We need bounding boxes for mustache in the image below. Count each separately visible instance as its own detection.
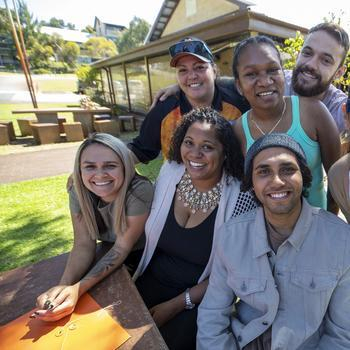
[294,65,321,81]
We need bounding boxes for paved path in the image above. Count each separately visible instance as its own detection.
[0,146,79,184]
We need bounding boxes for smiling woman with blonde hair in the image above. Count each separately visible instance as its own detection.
[35,133,153,322]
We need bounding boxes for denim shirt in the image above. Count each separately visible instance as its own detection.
[197,199,350,350]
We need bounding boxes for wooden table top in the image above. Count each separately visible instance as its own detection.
[0,253,168,349]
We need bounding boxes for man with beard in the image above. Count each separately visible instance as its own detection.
[197,133,350,349]
[153,23,349,132]
[285,22,349,132]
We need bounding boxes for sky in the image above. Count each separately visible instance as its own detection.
[2,0,350,33]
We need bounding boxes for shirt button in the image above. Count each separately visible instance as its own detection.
[262,321,269,326]
[267,252,272,258]
[237,335,242,342]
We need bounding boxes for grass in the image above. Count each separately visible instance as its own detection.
[0,73,78,93]
[0,158,163,272]
[35,76,77,93]
[0,175,73,272]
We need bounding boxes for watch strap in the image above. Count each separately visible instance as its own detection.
[184,288,195,310]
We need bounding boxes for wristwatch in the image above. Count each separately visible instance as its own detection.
[184,288,196,310]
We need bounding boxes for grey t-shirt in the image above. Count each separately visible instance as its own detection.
[69,176,153,243]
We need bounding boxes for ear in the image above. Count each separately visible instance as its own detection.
[212,63,218,77]
[334,64,346,80]
[235,79,243,96]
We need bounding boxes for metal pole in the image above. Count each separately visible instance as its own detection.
[5,0,38,108]
[12,0,37,107]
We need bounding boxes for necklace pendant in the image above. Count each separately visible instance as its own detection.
[177,172,222,215]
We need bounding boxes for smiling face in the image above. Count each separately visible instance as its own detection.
[80,143,125,203]
[175,55,216,107]
[180,121,224,189]
[252,147,303,220]
[292,30,345,98]
[235,43,285,110]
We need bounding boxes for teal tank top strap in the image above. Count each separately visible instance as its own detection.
[287,95,325,209]
[288,95,318,147]
[288,95,299,134]
[241,111,255,151]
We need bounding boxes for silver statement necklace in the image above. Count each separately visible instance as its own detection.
[176,172,222,214]
[251,97,287,136]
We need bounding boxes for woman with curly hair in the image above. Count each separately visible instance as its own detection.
[133,107,255,350]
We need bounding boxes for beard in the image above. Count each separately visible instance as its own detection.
[292,65,335,97]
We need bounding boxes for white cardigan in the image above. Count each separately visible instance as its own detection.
[133,161,241,283]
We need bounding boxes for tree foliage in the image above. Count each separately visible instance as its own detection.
[83,37,117,59]
[76,64,98,85]
[82,25,95,34]
[115,16,150,54]
[60,41,80,66]
[39,17,76,29]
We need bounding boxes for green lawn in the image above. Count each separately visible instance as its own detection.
[0,175,73,272]
[0,158,163,272]
[0,73,78,93]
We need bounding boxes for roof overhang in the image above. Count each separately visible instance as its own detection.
[91,9,307,69]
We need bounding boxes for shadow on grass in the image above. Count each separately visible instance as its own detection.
[0,211,72,272]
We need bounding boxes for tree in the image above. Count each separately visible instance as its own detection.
[59,41,80,67]
[82,25,95,34]
[83,37,117,59]
[116,16,150,54]
[26,41,54,70]
[0,7,18,67]
[276,31,304,70]
[40,17,76,30]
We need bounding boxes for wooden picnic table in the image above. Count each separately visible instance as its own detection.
[12,107,112,136]
[0,252,168,349]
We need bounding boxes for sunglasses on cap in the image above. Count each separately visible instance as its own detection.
[169,39,214,64]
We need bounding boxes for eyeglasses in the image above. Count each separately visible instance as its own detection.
[169,39,214,62]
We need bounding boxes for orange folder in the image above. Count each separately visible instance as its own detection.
[0,293,130,350]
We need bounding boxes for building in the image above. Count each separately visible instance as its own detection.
[91,0,307,114]
[40,26,94,64]
[94,17,126,41]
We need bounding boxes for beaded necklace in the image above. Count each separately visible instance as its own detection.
[176,172,222,214]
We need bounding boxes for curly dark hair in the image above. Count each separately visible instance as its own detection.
[232,35,282,80]
[168,107,244,180]
[241,153,313,204]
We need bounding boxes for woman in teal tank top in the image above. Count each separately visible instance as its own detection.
[231,36,340,212]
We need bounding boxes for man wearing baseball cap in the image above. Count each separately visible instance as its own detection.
[128,37,249,163]
[197,133,350,349]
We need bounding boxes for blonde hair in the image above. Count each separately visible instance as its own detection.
[73,133,135,239]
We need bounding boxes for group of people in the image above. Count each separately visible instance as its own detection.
[32,21,350,350]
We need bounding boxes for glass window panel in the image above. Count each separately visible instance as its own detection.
[148,54,177,100]
[111,65,129,109]
[125,60,150,113]
[101,69,112,104]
